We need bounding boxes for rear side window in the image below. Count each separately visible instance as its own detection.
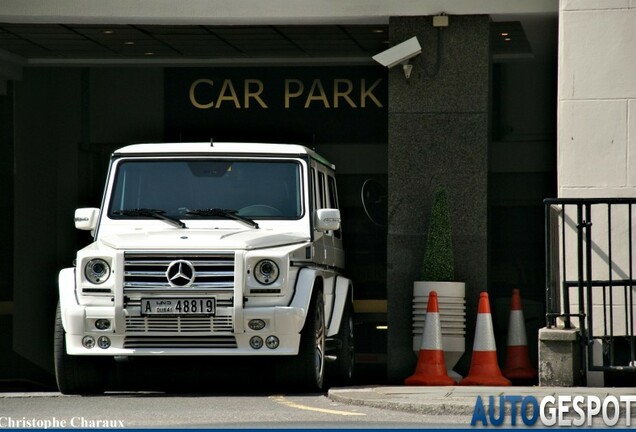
[318,172,326,209]
[327,176,338,209]
[310,168,317,210]
[327,175,341,239]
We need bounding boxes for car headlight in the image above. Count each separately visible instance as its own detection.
[254,259,279,285]
[84,258,111,284]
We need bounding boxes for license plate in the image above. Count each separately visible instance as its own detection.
[141,298,216,316]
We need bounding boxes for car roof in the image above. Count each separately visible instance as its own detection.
[112,142,334,168]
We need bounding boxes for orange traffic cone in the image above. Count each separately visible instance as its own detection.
[459,292,511,386]
[405,291,455,386]
[502,289,537,380]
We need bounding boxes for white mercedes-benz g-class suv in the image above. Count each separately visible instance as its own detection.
[55,142,354,394]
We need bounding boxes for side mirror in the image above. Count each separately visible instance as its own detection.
[315,209,341,232]
[75,208,100,231]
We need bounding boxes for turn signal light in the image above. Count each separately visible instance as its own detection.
[248,319,266,330]
[95,319,111,330]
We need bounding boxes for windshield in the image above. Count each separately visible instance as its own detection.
[108,159,303,220]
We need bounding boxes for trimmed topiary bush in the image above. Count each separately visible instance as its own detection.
[421,188,454,281]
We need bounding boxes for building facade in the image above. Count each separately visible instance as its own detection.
[0,0,593,387]
[549,0,636,386]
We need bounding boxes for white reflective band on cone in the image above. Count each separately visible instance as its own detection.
[507,310,528,346]
[419,312,443,350]
[472,312,497,351]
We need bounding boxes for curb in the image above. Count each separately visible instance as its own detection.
[328,387,475,416]
[328,386,636,419]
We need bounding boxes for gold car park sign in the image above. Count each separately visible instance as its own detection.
[189,77,384,110]
[165,67,387,143]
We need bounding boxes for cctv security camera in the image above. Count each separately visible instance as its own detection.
[372,36,421,68]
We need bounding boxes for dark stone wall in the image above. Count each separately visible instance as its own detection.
[10,68,165,377]
[387,15,490,382]
[13,68,82,373]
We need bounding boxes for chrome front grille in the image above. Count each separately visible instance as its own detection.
[123,253,235,291]
[123,336,237,349]
[125,315,234,333]
[121,253,236,346]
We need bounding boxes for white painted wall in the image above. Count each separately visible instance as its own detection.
[557,2,636,382]
[558,0,636,197]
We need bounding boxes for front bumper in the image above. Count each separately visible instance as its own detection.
[62,303,304,356]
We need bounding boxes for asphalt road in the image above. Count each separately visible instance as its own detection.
[0,391,470,429]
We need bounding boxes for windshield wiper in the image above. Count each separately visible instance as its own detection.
[113,208,187,229]
[187,208,259,229]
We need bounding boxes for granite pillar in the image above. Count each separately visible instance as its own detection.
[387,15,490,382]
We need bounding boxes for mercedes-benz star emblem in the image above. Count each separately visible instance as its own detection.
[166,260,196,287]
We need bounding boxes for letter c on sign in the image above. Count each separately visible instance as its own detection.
[190,79,214,109]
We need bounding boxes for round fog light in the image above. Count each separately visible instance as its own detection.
[97,336,111,349]
[95,319,111,330]
[265,335,279,349]
[82,336,95,349]
[249,336,263,349]
[248,319,266,331]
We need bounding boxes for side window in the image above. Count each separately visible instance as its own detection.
[327,175,342,239]
[318,171,326,210]
[327,175,338,209]
[310,167,317,210]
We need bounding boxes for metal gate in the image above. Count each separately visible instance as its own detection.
[544,198,636,376]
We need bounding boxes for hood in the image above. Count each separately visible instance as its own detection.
[99,228,309,251]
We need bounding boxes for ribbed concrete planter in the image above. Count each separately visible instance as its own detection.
[412,281,466,374]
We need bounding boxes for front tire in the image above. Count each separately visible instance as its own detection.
[286,290,325,391]
[54,303,108,395]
